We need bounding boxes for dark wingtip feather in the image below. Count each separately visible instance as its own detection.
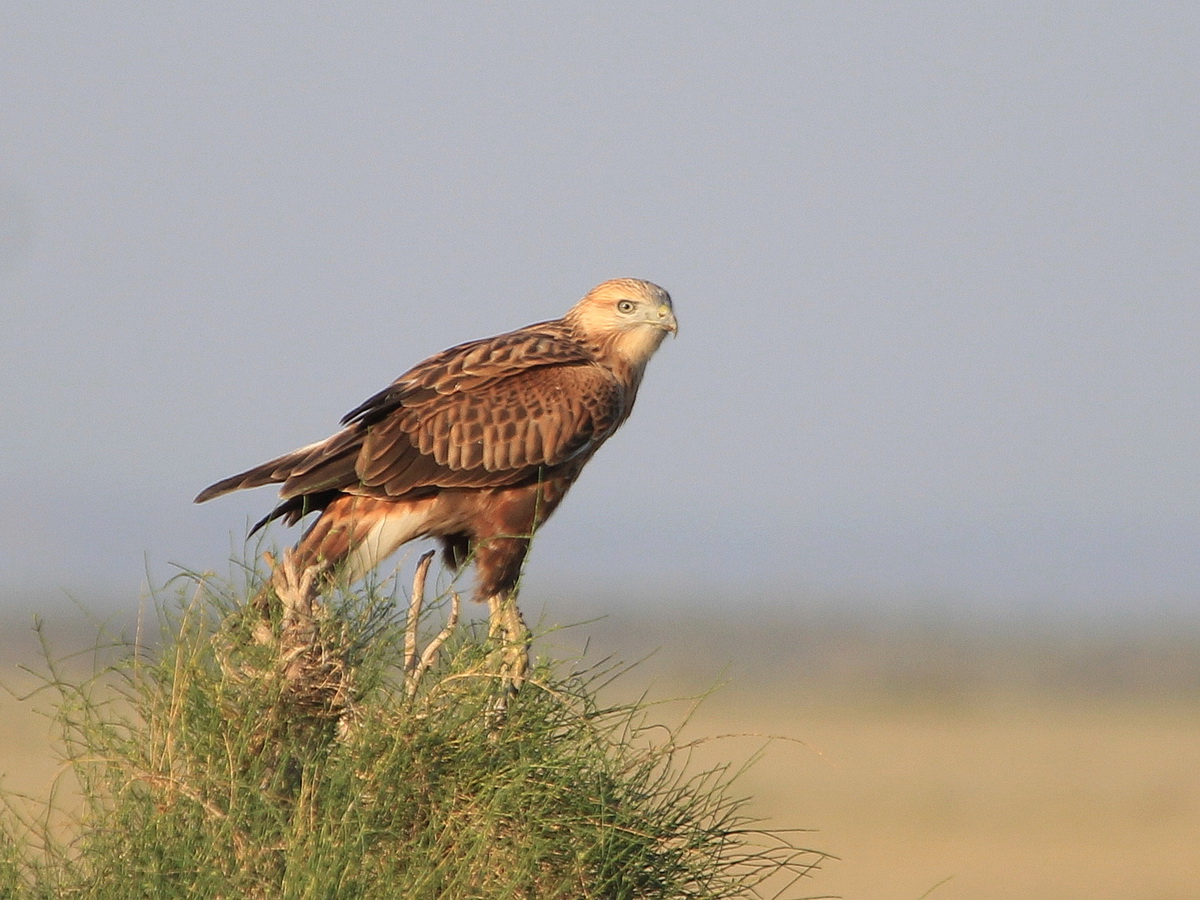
[248,492,334,536]
[248,507,276,536]
[341,382,406,427]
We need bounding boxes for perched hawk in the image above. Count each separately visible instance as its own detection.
[196,278,676,683]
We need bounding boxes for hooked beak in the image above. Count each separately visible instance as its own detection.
[656,303,678,336]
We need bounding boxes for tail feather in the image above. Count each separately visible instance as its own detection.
[194,447,313,504]
[194,466,280,503]
[196,426,364,505]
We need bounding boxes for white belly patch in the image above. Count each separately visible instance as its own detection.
[343,506,430,582]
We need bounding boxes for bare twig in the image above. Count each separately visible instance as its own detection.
[404,551,436,677]
[409,591,460,697]
[403,550,460,697]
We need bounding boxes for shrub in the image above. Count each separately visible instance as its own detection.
[0,558,827,898]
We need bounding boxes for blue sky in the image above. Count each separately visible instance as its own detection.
[2,4,1197,624]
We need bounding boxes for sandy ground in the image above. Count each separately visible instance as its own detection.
[684,689,1200,900]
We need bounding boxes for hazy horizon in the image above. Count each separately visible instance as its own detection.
[2,5,1197,626]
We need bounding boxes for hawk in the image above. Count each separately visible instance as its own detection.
[196,278,677,684]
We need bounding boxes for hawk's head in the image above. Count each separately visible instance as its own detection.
[567,278,677,370]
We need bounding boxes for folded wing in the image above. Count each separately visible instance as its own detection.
[194,324,625,514]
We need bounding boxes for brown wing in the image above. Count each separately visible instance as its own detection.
[195,321,626,508]
[356,363,624,495]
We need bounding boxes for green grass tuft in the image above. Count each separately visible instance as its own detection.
[1,564,827,899]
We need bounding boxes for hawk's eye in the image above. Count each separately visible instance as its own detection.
[617,299,635,313]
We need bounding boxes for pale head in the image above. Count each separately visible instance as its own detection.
[566,277,677,371]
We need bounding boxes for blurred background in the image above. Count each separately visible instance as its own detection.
[2,4,1197,898]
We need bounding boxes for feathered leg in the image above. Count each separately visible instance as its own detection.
[486,591,530,692]
[475,532,533,695]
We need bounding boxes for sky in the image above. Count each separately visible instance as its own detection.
[2,4,1197,626]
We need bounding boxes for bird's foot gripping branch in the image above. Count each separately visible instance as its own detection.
[240,545,526,728]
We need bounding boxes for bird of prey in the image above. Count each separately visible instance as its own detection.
[196,278,677,685]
